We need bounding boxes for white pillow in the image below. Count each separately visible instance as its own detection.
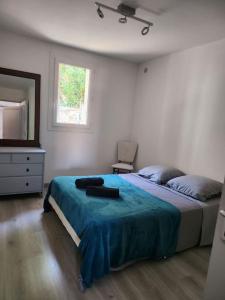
[166,175,222,201]
[138,165,185,184]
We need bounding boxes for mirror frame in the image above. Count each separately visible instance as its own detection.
[0,67,41,147]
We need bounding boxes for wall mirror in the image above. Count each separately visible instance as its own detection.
[0,67,40,147]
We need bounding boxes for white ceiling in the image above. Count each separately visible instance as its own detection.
[0,0,225,62]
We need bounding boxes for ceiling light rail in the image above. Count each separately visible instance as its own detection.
[95,2,153,35]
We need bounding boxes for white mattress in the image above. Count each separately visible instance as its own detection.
[49,196,80,247]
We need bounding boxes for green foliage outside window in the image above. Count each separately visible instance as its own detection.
[58,63,86,108]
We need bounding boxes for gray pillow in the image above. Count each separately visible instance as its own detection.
[138,165,185,184]
[166,175,222,201]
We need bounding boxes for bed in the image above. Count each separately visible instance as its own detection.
[44,173,220,290]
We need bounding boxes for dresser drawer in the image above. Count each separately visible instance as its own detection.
[0,176,43,195]
[0,164,43,177]
[0,154,11,163]
[12,153,44,164]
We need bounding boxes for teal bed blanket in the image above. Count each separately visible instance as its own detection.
[44,175,181,288]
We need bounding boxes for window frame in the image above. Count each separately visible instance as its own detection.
[49,55,94,132]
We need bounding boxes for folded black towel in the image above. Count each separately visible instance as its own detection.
[75,177,104,189]
[86,186,120,198]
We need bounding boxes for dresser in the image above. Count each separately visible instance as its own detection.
[0,147,46,196]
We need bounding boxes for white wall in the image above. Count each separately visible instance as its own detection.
[131,39,225,182]
[204,180,225,300]
[0,108,3,138]
[0,86,26,101]
[3,107,22,139]
[0,30,137,182]
[28,83,35,140]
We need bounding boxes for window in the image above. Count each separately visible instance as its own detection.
[54,62,91,127]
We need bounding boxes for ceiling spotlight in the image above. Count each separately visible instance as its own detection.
[97,5,104,18]
[119,16,127,24]
[141,25,150,36]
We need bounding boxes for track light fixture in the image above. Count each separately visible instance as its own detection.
[95,2,153,36]
[97,5,104,18]
[119,16,127,24]
[141,25,150,36]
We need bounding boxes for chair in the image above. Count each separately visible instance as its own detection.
[112,141,138,174]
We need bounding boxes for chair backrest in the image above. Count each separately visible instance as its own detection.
[117,141,138,164]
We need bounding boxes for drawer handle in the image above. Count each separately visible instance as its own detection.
[26,182,29,187]
[27,157,30,161]
[26,168,30,172]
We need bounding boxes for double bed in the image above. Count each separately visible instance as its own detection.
[44,173,220,290]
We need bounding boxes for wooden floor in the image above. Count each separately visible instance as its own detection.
[0,194,211,300]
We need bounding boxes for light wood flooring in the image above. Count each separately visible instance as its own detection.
[0,194,211,300]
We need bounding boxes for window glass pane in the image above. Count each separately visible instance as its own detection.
[57,63,90,125]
